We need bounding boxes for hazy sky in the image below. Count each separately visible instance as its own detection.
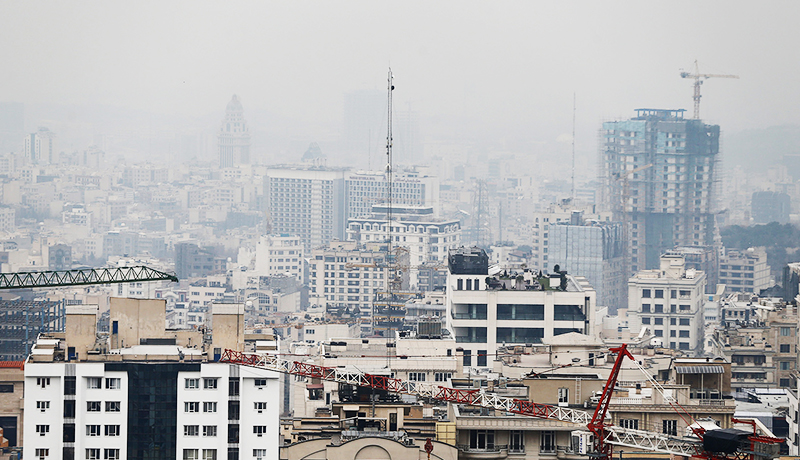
[2,1,799,155]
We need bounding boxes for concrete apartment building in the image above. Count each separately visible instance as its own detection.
[254,234,304,283]
[264,166,347,249]
[627,254,707,355]
[446,247,597,367]
[718,247,771,294]
[22,299,280,460]
[601,109,720,275]
[712,298,798,390]
[548,211,625,312]
[344,169,440,220]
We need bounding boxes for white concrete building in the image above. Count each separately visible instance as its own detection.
[254,234,304,282]
[344,169,440,219]
[446,247,597,369]
[718,247,771,294]
[627,254,707,355]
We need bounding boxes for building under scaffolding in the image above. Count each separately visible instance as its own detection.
[0,299,65,360]
[600,108,721,275]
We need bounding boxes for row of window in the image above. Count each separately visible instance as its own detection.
[185,378,218,389]
[36,424,120,437]
[185,402,218,413]
[86,377,121,389]
[641,289,692,299]
[641,317,692,328]
[184,425,217,437]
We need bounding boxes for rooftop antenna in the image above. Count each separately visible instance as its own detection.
[571,93,576,203]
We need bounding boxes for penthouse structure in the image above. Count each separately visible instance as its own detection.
[446,247,597,367]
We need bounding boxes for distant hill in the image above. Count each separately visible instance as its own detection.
[723,125,800,171]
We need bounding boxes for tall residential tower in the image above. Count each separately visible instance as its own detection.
[600,109,719,275]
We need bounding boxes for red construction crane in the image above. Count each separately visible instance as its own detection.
[221,344,783,460]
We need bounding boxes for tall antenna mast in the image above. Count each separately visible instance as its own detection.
[571,93,576,203]
[386,68,394,253]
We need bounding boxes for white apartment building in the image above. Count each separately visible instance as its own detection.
[254,234,304,282]
[446,248,597,368]
[307,241,388,335]
[346,205,460,289]
[264,166,347,249]
[345,169,440,219]
[0,206,15,232]
[529,203,613,273]
[23,300,281,460]
[718,247,771,294]
[627,254,707,355]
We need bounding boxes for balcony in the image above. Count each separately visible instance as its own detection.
[457,444,509,459]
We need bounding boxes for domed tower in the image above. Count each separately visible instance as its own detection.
[218,94,251,168]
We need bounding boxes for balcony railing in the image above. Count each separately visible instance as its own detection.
[457,444,508,453]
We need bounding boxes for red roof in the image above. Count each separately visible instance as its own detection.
[0,361,24,370]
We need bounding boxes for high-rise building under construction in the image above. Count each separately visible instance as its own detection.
[600,109,719,275]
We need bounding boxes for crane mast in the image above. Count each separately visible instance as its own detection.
[680,60,739,120]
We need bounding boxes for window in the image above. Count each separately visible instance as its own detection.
[105,401,121,412]
[185,425,199,436]
[64,400,76,418]
[202,377,218,389]
[203,449,217,460]
[254,402,268,412]
[253,426,267,437]
[64,376,76,395]
[37,401,50,411]
[654,318,663,325]
[663,420,677,436]
[781,361,792,371]
[641,304,650,313]
[780,378,792,387]
[37,377,50,388]
[204,402,218,412]
[105,425,120,436]
[185,402,200,413]
[642,289,651,298]
[469,430,495,450]
[35,449,49,459]
[87,401,102,412]
[86,425,101,436]
[104,450,120,460]
[254,379,267,387]
[679,318,691,326]
[253,450,267,460]
[642,317,651,324]
[86,449,101,460]
[540,430,556,453]
[463,350,472,367]
[409,372,426,381]
[434,372,452,382]
[185,378,200,389]
[670,318,676,325]
[36,424,50,436]
[457,279,463,290]
[204,425,217,437]
[655,290,664,298]
[87,377,102,389]
[229,378,240,396]
[477,350,487,367]
[679,331,690,338]
[510,430,524,453]
[781,327,793,337]
[105,378,121,389]
[654,304,663,313]
[781,344,791,353]
[655,330,663,337]
[558,387,569,404]
[183,450,199,460]
[621,419,639,430]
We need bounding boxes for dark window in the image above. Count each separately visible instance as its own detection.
[654,305,664,313]
[497,304,544,320]
[781,344,791,353]
[0,384,12,393]
[642,289,651,298]
[679,343,690,350]
[679,331,690,338]
[553,305,585,321]
[457,279,463,290]
[63,400,75,418]
[641,304,650,313]
[654,318,663,325]
[497,328,544,344]
[63,423,75,442]
[642,317,651,325]
[477,350,487,367]
[63,447,75,460]
[227,448,239,460]
[463,350,472,367]
[64,377,76,395]
[228,378,240,397]
[228,401,240,421]
[227,424,240,443]
[655,290,664,299]
[679,318,690,326]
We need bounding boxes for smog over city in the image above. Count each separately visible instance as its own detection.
[1,2,800,459]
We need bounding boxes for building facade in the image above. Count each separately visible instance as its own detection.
[719,247,771,294]
[627,254,707,355]
[344,170,440,219]
[446,248,597,367]
[265,166,347,249]
[254,234,304,283]
[601,109,720,275]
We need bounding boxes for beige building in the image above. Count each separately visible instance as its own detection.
[0,362,24,449]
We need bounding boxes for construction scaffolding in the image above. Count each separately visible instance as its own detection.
[0,300,64,360]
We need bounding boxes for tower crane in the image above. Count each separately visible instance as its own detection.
[222,344,784,460]
[680,60,739,120]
